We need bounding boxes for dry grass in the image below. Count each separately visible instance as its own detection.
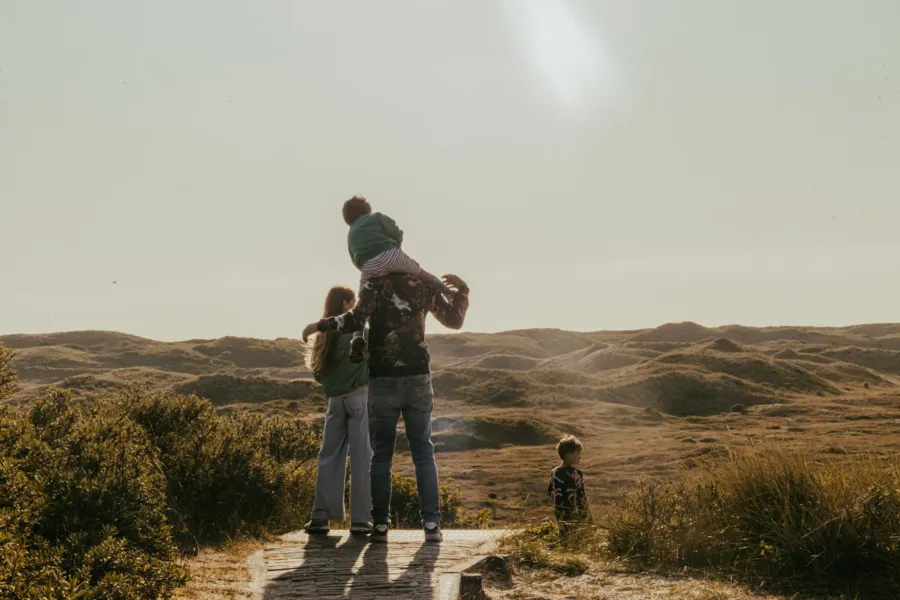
[490,524,788,599]
[174,540,264,600]
[606,448,900,597]
[488,574,788,600]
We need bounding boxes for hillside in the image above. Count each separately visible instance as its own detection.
[5,323,898,412]
[3,323,900,522]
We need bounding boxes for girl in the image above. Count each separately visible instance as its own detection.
[304,286,372,535]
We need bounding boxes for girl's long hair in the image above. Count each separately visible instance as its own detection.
[307,286,356,378]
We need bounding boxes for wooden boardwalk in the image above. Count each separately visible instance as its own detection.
[252,530,505,600]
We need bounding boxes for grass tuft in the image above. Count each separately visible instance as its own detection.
[606,447,900,597]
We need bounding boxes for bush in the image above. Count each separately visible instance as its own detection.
[0,384,321,599]
[606,449,900,597]
[388,474,490,529]
[0,342,16,401]
[0,390,185,599]
[174,374,322,406]
[118,390,320,546]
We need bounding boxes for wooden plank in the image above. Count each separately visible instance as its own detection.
[254,530,506,600]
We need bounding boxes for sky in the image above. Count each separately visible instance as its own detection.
[1,0,898,341]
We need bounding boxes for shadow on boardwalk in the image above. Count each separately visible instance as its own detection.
[263,533,441,599]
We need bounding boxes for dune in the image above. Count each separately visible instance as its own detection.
[819,347,900,376]
[3,323,898,421]
[626,322,715,344]
[595,364,777,416]
[651,341,838,396]
[473,354,541,371]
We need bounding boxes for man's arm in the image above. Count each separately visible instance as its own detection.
[302,284,374,341]
[375,213,404,245]
[320,284,374,334]
[429,274,469,330]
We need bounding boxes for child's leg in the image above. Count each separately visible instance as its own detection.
[349,332,366,363]
[351,277,367,341]
[347,277,367,363]
[362,249,454,297]
[557,521,570,546]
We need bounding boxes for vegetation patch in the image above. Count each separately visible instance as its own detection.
[388,475,490,529]
[175,374,324,406]
[192,337,306,368]
[0,345,322,599]
[606,448,900,598]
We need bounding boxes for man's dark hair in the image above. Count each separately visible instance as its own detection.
[342,195,372,225]
[557,435,583,460]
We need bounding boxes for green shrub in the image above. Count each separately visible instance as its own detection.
[0,382,321,599]
[388,474,490,529]
[606,449,900,597]
[0,390,185,599]
[118,389,319,545]
[174,374,322,406]
[0,342,16,401]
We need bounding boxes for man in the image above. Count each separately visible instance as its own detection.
[302,273,469,543]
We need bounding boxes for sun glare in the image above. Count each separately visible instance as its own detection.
[502,0,614,112]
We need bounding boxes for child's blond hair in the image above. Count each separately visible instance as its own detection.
[556,435,583,460]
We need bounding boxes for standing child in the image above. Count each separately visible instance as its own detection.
[303,286,373,536]
[342,195,453,362]
[547,435,590,543]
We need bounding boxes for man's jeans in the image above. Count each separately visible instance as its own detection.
[368,374,440,526]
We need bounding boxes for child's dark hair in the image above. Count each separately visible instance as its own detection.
[342,195,372,225]
[557,435,583,460]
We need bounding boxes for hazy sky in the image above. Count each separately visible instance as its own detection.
[2,1,898,341]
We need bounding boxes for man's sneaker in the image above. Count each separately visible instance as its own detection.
[370,524,389,543]
[304,519,329,535]
[424,523,443,542]
[350,522,373,535]
[349,336,366,363]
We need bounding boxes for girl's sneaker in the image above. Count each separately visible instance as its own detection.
[304,520,329,535]
[370,523,389,543]
[350,522,373,535]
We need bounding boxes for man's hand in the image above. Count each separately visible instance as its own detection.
[301,322,319,343]
[441,274,468,293]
